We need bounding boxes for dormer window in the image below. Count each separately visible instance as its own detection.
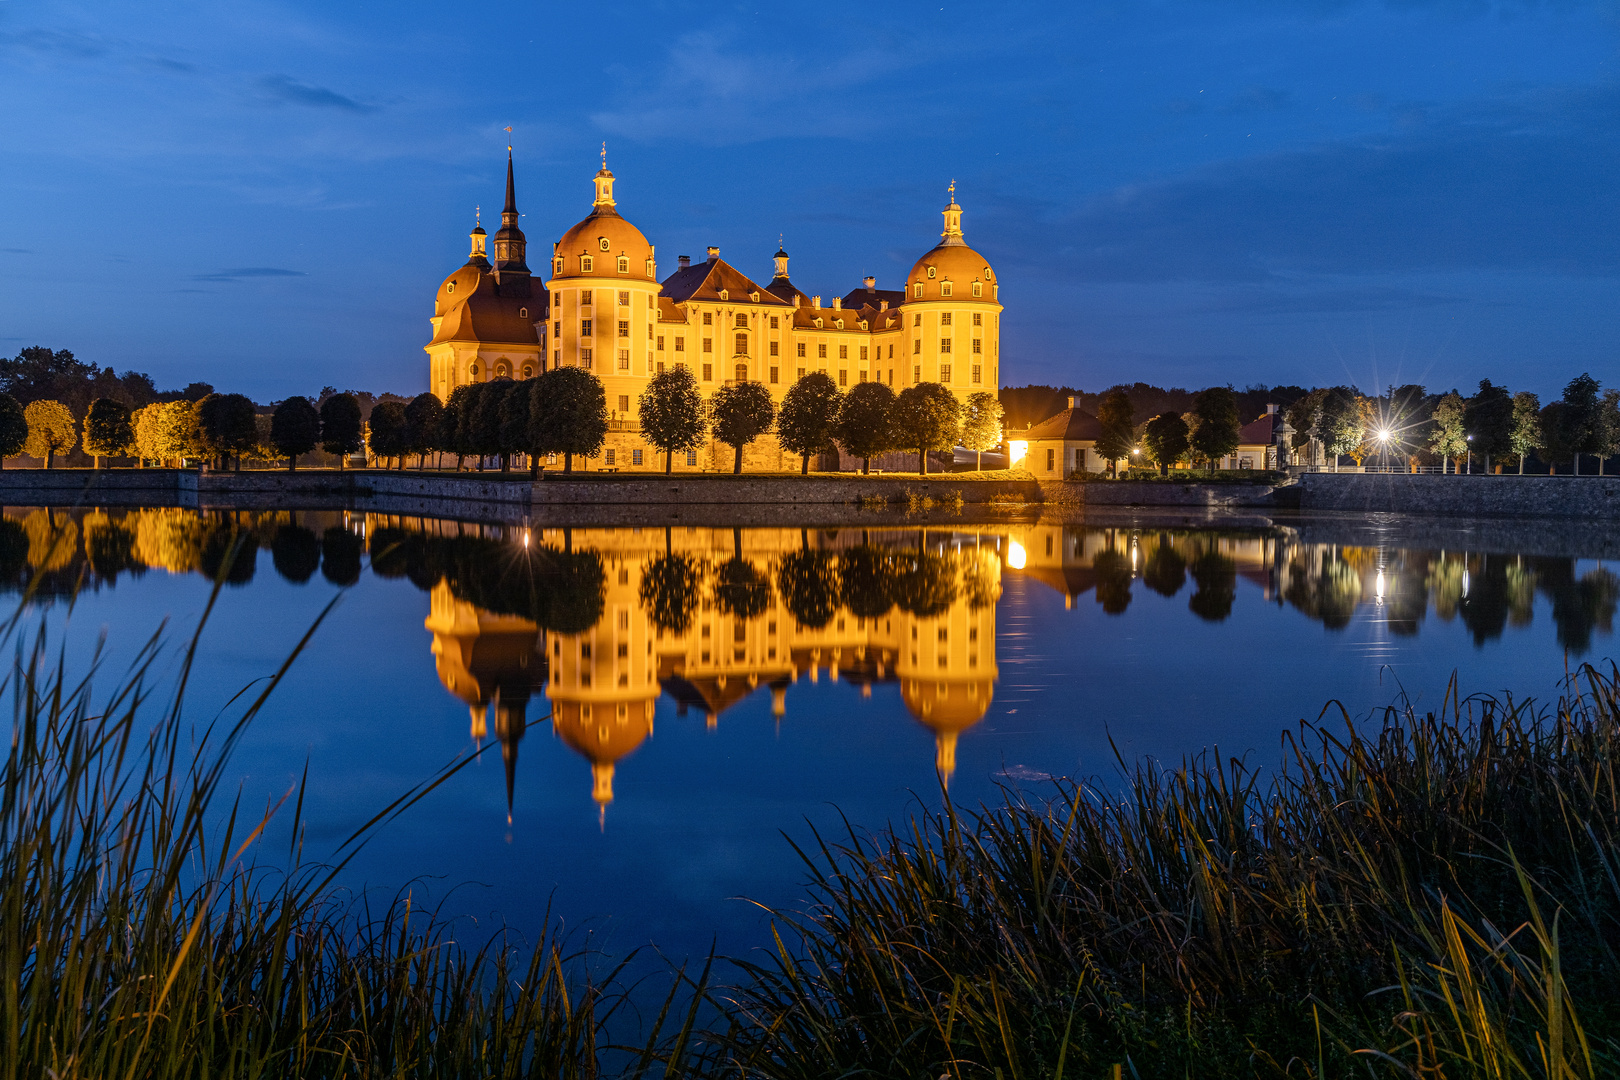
[913,283,923,298]
[859,320,868,330]
[599,238,610,251]
[814,318,823,328]
[834,319,844,329]
[749,291,759,302]
[519,307,528,318]
[617,256,629,273]
[984,268,993,280]
[646,258,655,277]
[972,281,982,297]
[554,257,563,273]
[581,255,593,273]
[926,266,936,279]
[718,289,729,300]
[941,282,953,297]
[446,281,455,294]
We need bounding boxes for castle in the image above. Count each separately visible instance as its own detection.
[425,153,1002,470]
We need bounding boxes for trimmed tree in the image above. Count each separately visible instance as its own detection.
[469,380,512,469]
[270,396,320,471]
[1430,391,1468,474]
[23,400,76,469]
[496,380,531,473]
[834,381,897,475]
[959,391,1003,471]
[532,367,607,472]
[1189,386,1241,473]
[196,393,258,471]
[405,392,445,470]
[891,382,960,477]
[1285,388,1326,467]
[1600,389,1620,476]
[0,394,26,468]
[638,367,706,473]
[1464,379,1514,472]
[319,393,363,470]
[711,381,776,474]
[1560,373,1604,475]
[1095,388,1135,476]
[438,386,472,470]
[777,372,843,474]
[83,398,134,468]
[366,400,409,468]
[1509,391,1542,474]
[1316,386,1364,473]
[1142,412,1190,476]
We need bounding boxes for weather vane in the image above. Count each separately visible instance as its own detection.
[948,178,956,200]
[503,125,512,151]
[475,205,481,226]
[601,142,607,168]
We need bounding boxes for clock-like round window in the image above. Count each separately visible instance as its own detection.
[599,237,610,251]
[446,281,455,293]
[469,363,479,377]
[522,365,534,378]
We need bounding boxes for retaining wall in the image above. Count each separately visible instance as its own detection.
[0,468,197,506]
[531,474,1041,505]
[1299,473,1620,519]
[1039,480,1289,508]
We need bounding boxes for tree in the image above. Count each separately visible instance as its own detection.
[1285,388,1326,466]
[438,385,472,470]
[1509,391,1542,474]
[839,546,894,618]
[777,372,843,474]
[959,391,1003,471]
[777,547,840,629]
[1429,392,1468,474]
[1464,379,1513,472]
[405,392,445,470]
[1599,389,1620,476]
[711,381,775,473]
[636,368,706,473]
[1142,412,1190,476]
[1315,387,1364,472]
[833,382,896,474]
[132,400,200,466]
[496,380,531,473]
[319,393,363,470]
[891,383,960,476]
[639,552,703,633]
[1388,384,1431,464]
[22,400,76,468]
[270,396,320,471]
[0,394,26,467]
[466,380,512,469]
[83,398,134,467]
[366,400,410,468]
[1095,388,1135,476]
[195,393,258,471]
[1560,373,1603,475]
[531,367,607,472]
[1189,386,1241,473]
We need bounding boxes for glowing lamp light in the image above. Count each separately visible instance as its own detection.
[1375,569,1386,600]
[1008,439,1028,465]
[1377,430,1391,442]
[1006,540,1027,570]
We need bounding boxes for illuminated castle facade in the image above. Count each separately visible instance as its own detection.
[426,155,1003,470]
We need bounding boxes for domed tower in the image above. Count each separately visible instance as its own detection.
[547,151,661,430]
[902,183,1002,405]
[424,153,544,400]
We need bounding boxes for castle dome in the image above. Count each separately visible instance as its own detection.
[550,160,657,283]
[907,185,998,303]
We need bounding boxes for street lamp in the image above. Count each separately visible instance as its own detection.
[1466,434,1473,475]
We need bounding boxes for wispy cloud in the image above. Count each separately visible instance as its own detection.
[257,74,372,112]
[0,28,109,59]
[1,249,32,256]
[192,267,307,283]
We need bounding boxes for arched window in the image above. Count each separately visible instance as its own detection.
[734,313,748,327]
[495,362,509,377]
[469,363,479,378]
[735,363,748,383]
[522,364,534,378]
[734,332,748,356]
[519,307,528,318]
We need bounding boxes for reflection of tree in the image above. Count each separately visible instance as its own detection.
[200,526,256,586]
[1383,554,1429,637]
[1506,560,1537,628]
[369,527,417,579]
[1187,547,1237,622]
[23,510,77,574]
[1285,551,1361,630]
[1427,556,1465,622]
[542,550,607,634]
[83,512,141,583]
[270,525,320,584]
[321,527,363,586]
[960,548,1002,610]
[639,553,703,634]
[0,518,27,581]
[1459,555,1510,646]
[1535,559,1619,656]
[890,549,957,618]
[777,548,840,629]
[713,558,771,622]
[1092,548,1133,615]
[839,546,894,619]
[1142,534,1186,597]
[133,509,209,574]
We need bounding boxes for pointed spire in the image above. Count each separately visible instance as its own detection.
[593,145,617,210]
[503,150,518,219]
[940,180,965,247]
[490,150,530,292]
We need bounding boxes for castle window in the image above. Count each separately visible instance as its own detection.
[913,365,921,383]
[703,312,712,325]
[735,313,747,327]
[581,256,593,273]
[797,367,806,379]
[889,344,894,358]
[718,289,728,300]
[619,395,630,412]
[618,290,629,305]
[554,350,561,364]
[646,258,655,277]
[554,257,564,274]
[702,338,712,353]
[702,363,713,381]
[749,291,759,302]
[984,268,993,280]
[814,318,823,328]
[657,335,665,351]
[633,448,643,465]
[941,282,952,297]
[606,449,616,465]
[769,366,779,383]
[859,345,868,361]
[940,338,952,353]
[599,237,610,251]
[446,281,455,294]
[972,338,981,353]
[940,364,952,382]
[971,364,981,384]
[941,313,952,326]
[838,369,847,387]
[914,313,922,326]
[522,364,534,378]
[926,266,936,279]
[735,363,748,382]
[618,320,629,338]
[735,332,748,355]
[993,284,999,299]
[554,320,561,337]
[468,363,479,377]
[581,319,593,337]
[675,336,685,352]
[686,450,698,465]
[972,312,982,326]
[618,349,630,369]
[796,343,806,358]
[913,283,922,297]
[617,257,629,273]
[769,341,778,356]
[913,340,921,354]
[519,307,527,318]
[582,290,592,306]
[859,320,868,329]
[648,324,653,339]
[657,362,665,374]
[834,319,844,330]
[769,316,779,329]
[817,344,827,359]
[646,352,653,371]
[581,349,593,368]
[972,282,982,297]
[858,369,867,382]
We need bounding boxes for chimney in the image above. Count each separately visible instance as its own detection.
[706,246,719,262]
[793,295,801,307]
[1068,395,1078,409]
[832,296,841,310]
[864,276,876,291]
[879,300,888,312]
[1266,403,1277,414]
[678,255,690,269]
[812,295,821,308]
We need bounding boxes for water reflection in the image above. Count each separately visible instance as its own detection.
[2,509,1615,814]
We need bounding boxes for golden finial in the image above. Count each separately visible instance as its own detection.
[475,205,481,226]
[601,142,607,168]
[948,179,957,203]
[503,125,512,151]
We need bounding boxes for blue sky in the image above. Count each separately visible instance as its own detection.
[1,0,1616,400]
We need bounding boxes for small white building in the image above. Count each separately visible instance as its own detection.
[1018,397,1103,478]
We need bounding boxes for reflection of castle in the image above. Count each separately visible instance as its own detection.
[421,527,1001,813]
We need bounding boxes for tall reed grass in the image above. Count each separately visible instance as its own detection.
[0,557,702,1080]
[704,670,1620,1079]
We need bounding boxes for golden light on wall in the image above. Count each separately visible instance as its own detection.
[1008,439,1028,465]
[1006,540,1027,569]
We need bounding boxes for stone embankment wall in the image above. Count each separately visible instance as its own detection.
[1038,480,1289,508]
[531,475,1041,505]
[198,470,533,504]
[1300,473,1620,519]
[0,468,197,506]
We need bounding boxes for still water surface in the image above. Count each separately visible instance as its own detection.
[9,506,1617,961]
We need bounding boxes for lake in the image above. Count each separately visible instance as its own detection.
[8,504,1616,964]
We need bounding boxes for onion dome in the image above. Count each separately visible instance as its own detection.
[550,150,656,283]
[907,182,998,303]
